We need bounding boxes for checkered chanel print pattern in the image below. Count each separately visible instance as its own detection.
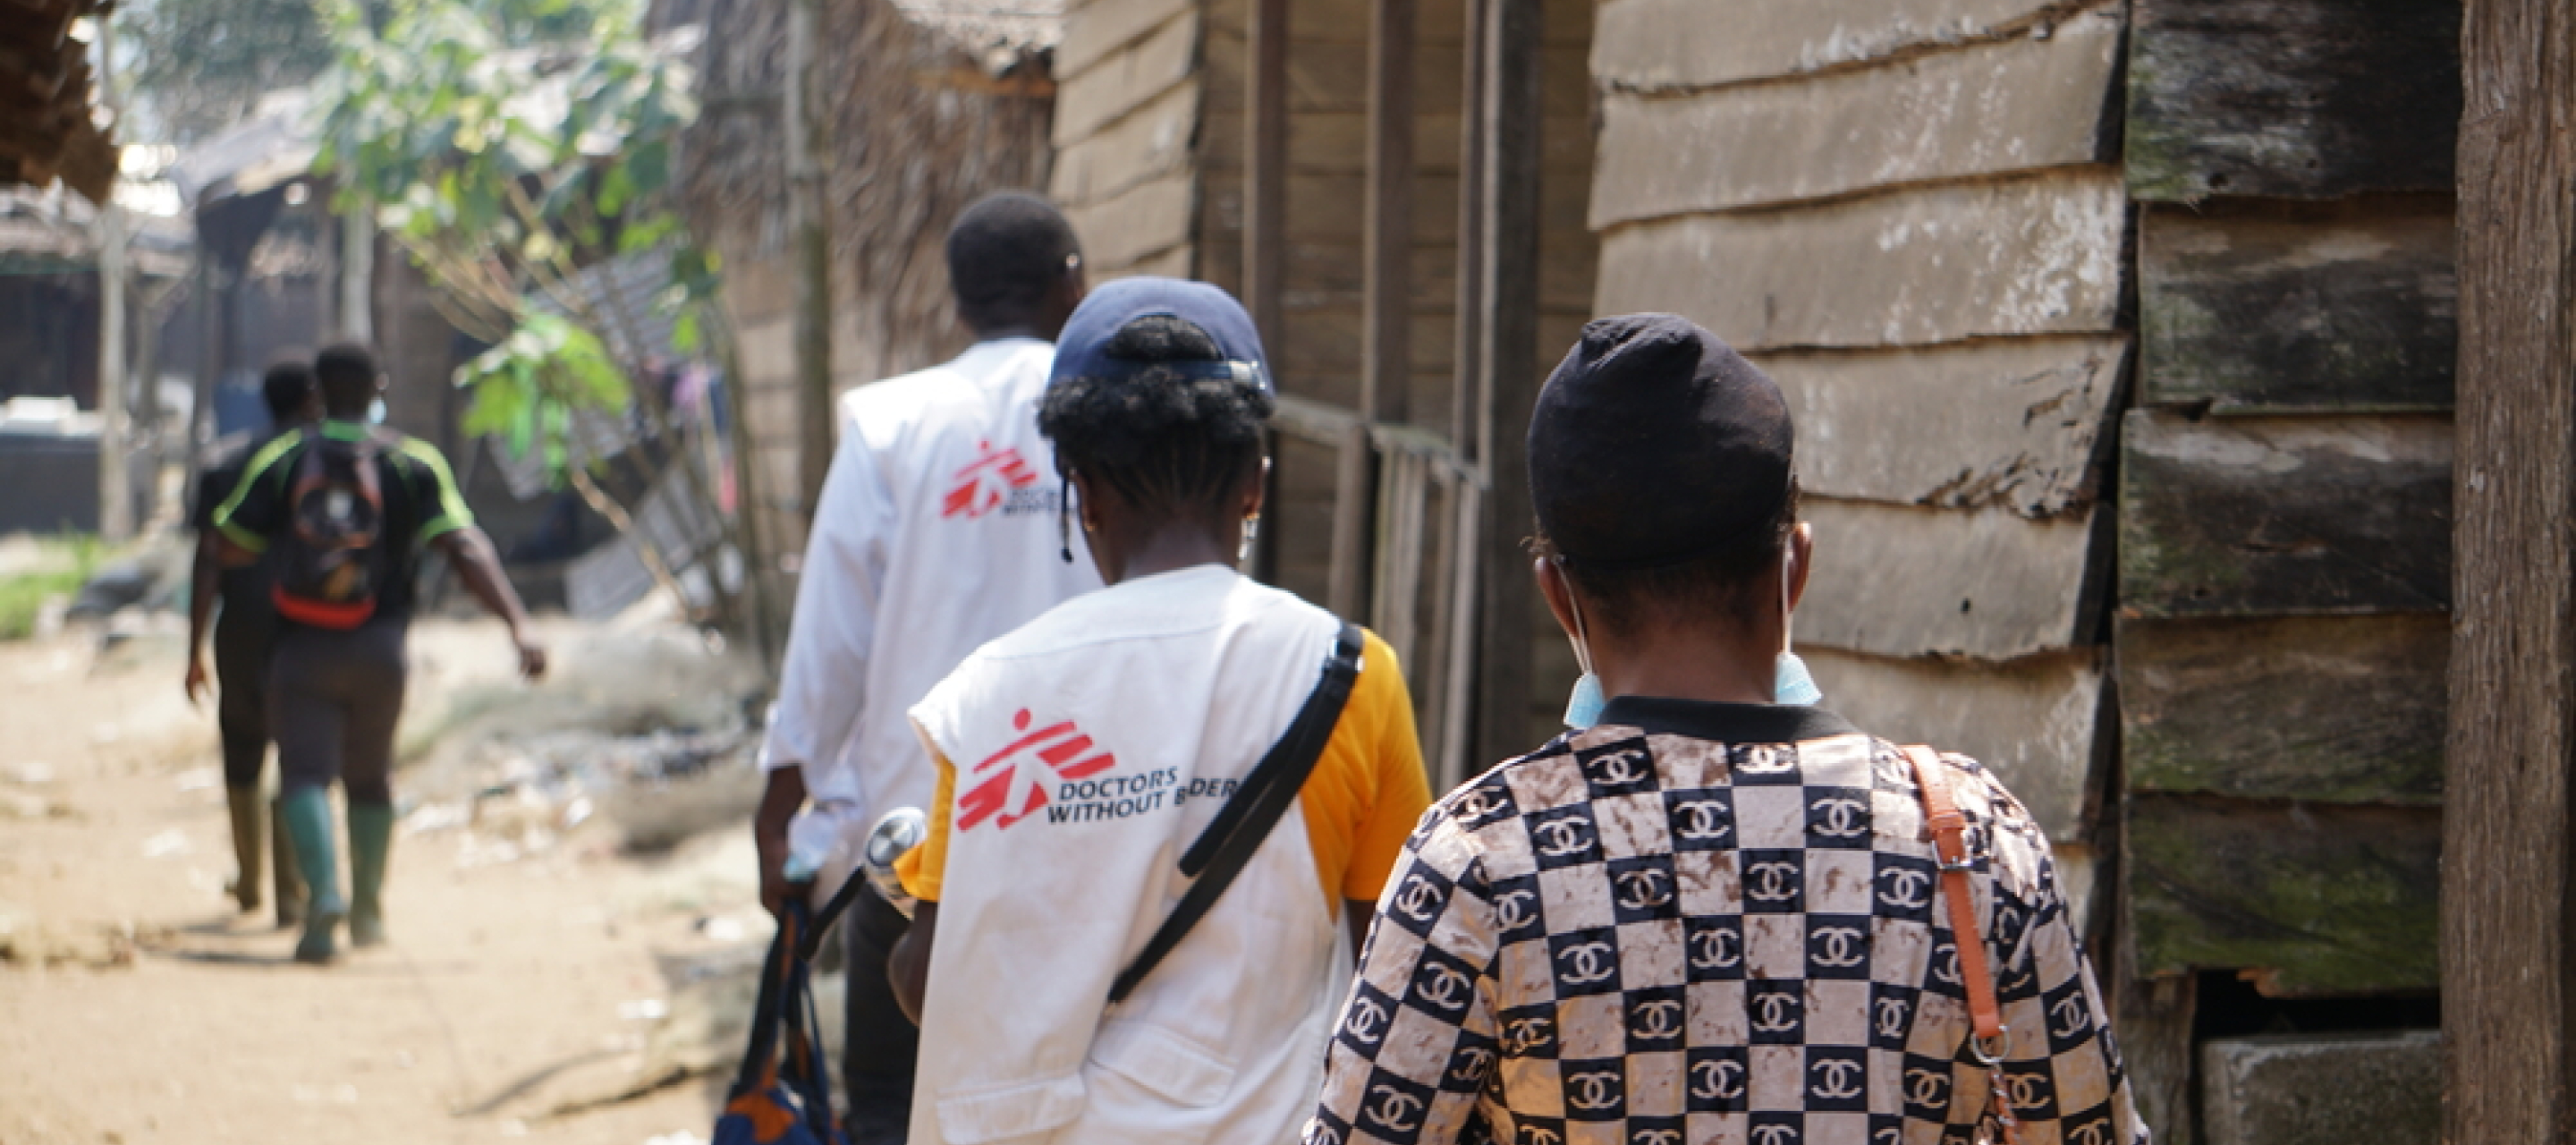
[1307,709,2148,1145]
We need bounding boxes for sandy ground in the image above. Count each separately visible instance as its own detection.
[0,615,792,1145]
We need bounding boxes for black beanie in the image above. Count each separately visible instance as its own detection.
[1527,313,1793,570]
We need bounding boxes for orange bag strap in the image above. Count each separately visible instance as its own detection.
[1902,744,2021,1145]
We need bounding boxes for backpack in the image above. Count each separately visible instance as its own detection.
[269,430,391,630]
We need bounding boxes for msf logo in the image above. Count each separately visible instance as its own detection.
[957,708,1116,831]
[942,440,1041,518]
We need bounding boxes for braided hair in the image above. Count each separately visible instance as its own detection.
[1038,315,1275,524]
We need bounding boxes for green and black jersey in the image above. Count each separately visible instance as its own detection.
[209,420,475,622]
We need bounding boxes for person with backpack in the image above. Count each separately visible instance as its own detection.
[210,343,547,964]
[886,278,1434,1145]
[1304,315,2146,1145]
[185,358,324,929]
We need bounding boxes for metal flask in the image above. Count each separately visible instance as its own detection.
[861,806,928,920]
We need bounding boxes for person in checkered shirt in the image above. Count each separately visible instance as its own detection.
[1306,315,2148,1145]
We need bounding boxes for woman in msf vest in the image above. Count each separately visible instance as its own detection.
[889,277,1434,1145]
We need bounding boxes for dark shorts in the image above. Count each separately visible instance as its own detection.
[212,598,276,788]
[269,617,408,805]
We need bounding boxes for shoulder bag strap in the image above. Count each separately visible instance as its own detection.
[1108,622,1366,1004]
[730,901,802,1096]
[1901,744,2022,1145]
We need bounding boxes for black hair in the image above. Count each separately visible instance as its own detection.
[1531,475,1801,632]
[313,343,380,415]
[945,192,1082,334]
[1037,316,1274,522]
[260,356,318,424]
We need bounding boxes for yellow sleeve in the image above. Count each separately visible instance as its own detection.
[896,744,956,903]
[1298,629,1434,910]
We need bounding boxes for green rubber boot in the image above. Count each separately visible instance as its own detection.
[223,786,264,914]
[347,802,394,948]
[270,794,308,929]
[279,788,345,963]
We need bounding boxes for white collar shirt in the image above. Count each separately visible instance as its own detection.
[759,336,1101,862]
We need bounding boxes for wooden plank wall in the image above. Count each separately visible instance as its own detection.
[1051,0,1203,280]
[2114,0,2458,1136]
[1172,0,1595,746]
[2116,0,2457,999]
[1588,0,2130,847]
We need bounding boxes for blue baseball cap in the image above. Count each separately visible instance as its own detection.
[1047,276,1272,394]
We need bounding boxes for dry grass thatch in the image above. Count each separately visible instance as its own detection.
[0,0,116,202]
[662,0,1062,384]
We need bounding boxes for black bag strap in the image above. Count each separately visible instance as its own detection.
[729,900,804,1095]
[1108,621,1364,1004]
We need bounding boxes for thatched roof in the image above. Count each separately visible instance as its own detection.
[0,0,114,201]
[0,185,190,274]
[886,0,1063,72]
[662,0,1061,384]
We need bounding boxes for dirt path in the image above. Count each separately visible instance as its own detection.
[0,617,786,1145]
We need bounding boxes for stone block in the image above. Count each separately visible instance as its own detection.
[2201,1030,2441,1145]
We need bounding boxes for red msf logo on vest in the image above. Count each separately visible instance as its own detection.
[942,440,1039,519]
[958,708,1116,831]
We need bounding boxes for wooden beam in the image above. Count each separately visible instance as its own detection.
[1325,0,1420,621]
[2447,0,2576,1137]
[2118,411,2453,618]
[785,0,834,523]
[1470,0,1543,765]
[2129,795,2440,995]
[1049,9,1200,148]
[1362,0,1415,426]
[2114,957,2200,1145]
[1055,0,1195,81]
[2140,199,2456,413]
[1243,0,1289,344]
[1049,78,1200,209]
[2127,0,2462,201]
[1801,646,2104,839]
[1754,335,2129,518]
[1594,169,2128,351]
[1798,498,2104,661]
[2121,613,2446,803]
[1591,0,2071,91]
[1589,8,2122,226]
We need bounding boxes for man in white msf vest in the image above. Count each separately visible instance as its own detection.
[752,191,1101,1143]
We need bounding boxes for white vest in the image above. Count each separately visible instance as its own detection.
[908,565,1351,1145]
[767,337,1102,890]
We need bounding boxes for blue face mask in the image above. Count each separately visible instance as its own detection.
[1563,669,1607,729]
[1561,551,1822,730]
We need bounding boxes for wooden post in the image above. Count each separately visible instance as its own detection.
[1467,0,1541,766]
[341,212,375,343]
[94,12,130,541]
[1361,0,1413,428]
[1242,0,1289,344]
[785,0,835,526]
[190,238,221,467]
[1449,0,1486,451]
[1328,0,1418,622]
[2445,0,2576,1139]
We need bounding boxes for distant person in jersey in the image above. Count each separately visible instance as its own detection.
[889,278,1434,1145]
[749,191,1101,1141]
[185,358,322,929]
[212,344,546,964]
